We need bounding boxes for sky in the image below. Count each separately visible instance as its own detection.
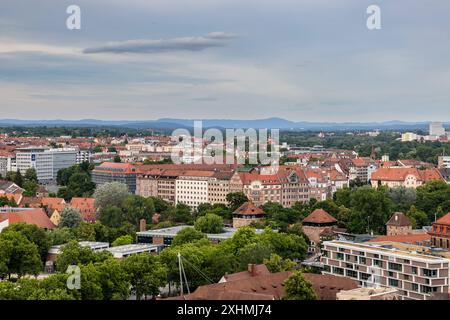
[0,0,450,122]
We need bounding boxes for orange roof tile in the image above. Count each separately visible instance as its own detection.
[303,209,337,224]
[1,208,55,229]
[368,233,431,244]
[233,202,265,216]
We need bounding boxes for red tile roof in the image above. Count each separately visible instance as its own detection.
[303,209,337,224]
[386,212,411,227]
[371,167,442,182]
[70,198,97,222]
[1,208,55,229]
[233,202,265,216]
[434,212,450,226]
[303,273,358,300]
[368,233,431,244]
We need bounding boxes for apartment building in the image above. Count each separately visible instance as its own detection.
[76,149,92,164]
[321,240,450,300]
[136,164,236,206]
[175,173,211,209]
[371,167,443,189]
[234,166,310,207]
[15,147,77,183]
[92,162,137,193]
[348,157,377,181]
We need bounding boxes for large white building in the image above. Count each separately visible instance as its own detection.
[430,122,446,137]
[175,174,211,210]
[15,147,77,183]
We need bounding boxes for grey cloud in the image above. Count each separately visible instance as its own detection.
[83,32,235,54]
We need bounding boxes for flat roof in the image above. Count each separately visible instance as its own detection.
[48,241,109,254]
[105,244,163,258]
[137,225,264,241]
[323,240,449,263]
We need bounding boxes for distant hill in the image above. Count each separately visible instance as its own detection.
[0,118,447,131]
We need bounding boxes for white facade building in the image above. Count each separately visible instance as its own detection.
[430,122,446,137]
[15,147,77,183]
[175,175,210,210]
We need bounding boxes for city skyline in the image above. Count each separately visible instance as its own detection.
[1,0,450,121]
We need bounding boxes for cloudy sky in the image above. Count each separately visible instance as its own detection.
[1,0,449,122]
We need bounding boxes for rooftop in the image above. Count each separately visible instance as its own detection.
[324,240,449,262]
[137,225,264,241]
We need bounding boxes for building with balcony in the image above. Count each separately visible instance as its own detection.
[321,240,450,300]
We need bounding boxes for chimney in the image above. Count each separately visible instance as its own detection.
[248,264,257,277]
[139,219,147,232]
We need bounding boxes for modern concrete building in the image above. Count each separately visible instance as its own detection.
[15,147,77,183]
[92,162,137,193]
[105,244,163,258]
[136,225,264,247]
[321,240,450,300]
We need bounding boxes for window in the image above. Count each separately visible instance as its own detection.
[388,262,402,271]
[423,269,437,277]
[360,273,371,281]
[346,270,358,278]
[359,257,367,264]
[420,285,432,294]
[411,266,418,275]
[373,259,383,268]
[336,253,344,260]
[412,283,419,292]
[333,267,344,275]
[388,279,399,287]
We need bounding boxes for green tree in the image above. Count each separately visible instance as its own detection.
[59,207,82,228]
[94,182,130,208]
[406,205,429,228]
[96,259,130,300]
[1,223,51,262]
[172,227,207,246]
[122,195,155,226]
[24,168,38,182]
[347,186,393,234]
[112,235,134,247]
[122,254,168,300]
[56,241,112,273]
[226,192,249,211]
[0,231,42,278]
[237,242,273,270]
[263,253,297,273]
[48,227,76,245]
[259,229,308,261]
[99,206,124,228]
[415,181,450,221]
[194,213,224,234]
[283,271,317,300]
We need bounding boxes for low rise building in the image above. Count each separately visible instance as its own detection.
[386,212,412,236]
[105,244,163,258]
[371,167,443,188]
[232,202,265,228]
[428,212,450,249]
[136,225,264,247]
